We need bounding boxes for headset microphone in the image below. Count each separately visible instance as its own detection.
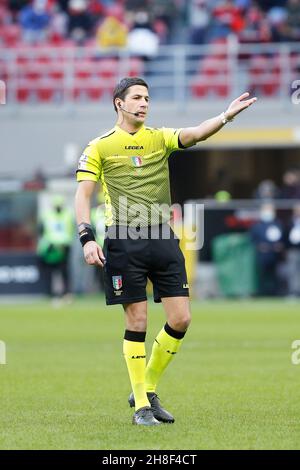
[119,104,140,117]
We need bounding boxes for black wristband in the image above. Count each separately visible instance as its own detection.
[78,223,96,247]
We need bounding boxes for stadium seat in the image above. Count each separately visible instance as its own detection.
[0,60,8,81]
[121,57,144,77]
[73,78,104,101]
[48,62,65,81]
[22,63,42,80]
[74,59,94,80]
[97,58,118,77]
[36,79,57,102]
[0,23,21,46]
[16,79,32,102]
[191,57,230,98]
[91,58,118,96]
[248,55,280,96]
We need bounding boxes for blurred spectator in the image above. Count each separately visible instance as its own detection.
[127,10,159,60]
[0,2,12,26]
[239,1,272,43]
[152,16,168,43]
[8,0,28,20]
[96,3,127,48]
[235,0,251,8]
[210,0,244,41]
[280,168,300,199]
[37,195,74,300]
[267,6,289,42]
[56,0,69,13]
[259,1,288,12]
[189,0,210,45]
[253,179,280,199]
[125,0,150,13]
[48,3,69,42]
[250,202,284,296]
[68,0,92,44]
[284,203,300,296]
[2,0,300,48]
[88,0,106,28]
[286,0,300,40]
[19,0,51,44]
[151,0,179,42]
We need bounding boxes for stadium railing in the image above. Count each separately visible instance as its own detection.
[0,41,299,105]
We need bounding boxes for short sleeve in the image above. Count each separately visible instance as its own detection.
[76,141,101,182]
[161,127,183,153]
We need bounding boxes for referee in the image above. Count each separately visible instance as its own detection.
[75,77,257,426]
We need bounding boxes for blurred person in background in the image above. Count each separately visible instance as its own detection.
[96,3,127,49]
[48,3,69,42]
[19,0,51,43]
[280,168,300,199]
[67,0,92,44]
[0,2,13,26]
[127,10,159,61]
[253,179,280,200]
[284,204,300,297]
[189,0,210,45]
[8,0,28,19]
[37,195,74,302]
[210,0,245,41]
[151,0,179,43]
[238,1,272,43]
[250,202,284,296]
[286,0,300,40]
[267,5,289,42]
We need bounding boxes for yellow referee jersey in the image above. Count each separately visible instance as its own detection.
[76,125,184,226]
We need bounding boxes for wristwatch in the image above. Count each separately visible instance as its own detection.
[221,111,234,124]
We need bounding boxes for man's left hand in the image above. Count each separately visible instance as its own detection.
[225,92,257,121]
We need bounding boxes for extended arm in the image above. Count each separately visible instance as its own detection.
[75,180,105,267]
[179,92,257,147]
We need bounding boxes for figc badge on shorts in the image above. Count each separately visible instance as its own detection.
[112,275,122,290]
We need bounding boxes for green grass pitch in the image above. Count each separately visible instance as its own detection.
[0,297,299,450]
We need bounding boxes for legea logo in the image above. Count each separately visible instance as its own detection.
[0,80,6,105]
[0,340,6,365]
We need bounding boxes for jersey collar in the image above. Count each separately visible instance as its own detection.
[115,124,146,138]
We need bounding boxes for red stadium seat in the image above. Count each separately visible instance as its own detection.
[48,62,65,80]
[0,60,8,81]
[0,23,21,46]
[74,59,94,79]
[96,58,118,79]
[248,55,280,96]
[73,78,104,101]
[16,79,32,102]
[127,57,144,77]
[37,77,64,102]
[191,57,230,98]
[93,58,119,95]
[22,63,42,80]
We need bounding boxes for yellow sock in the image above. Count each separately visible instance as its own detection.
[123,331,149,411]
[145,323,186,393]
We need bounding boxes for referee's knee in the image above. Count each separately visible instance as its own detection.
[123,302,147,332]
[170,312,191,333]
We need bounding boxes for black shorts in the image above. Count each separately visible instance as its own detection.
[102,225,190,305]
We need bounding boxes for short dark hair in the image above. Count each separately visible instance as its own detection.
[113,77,148,112]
